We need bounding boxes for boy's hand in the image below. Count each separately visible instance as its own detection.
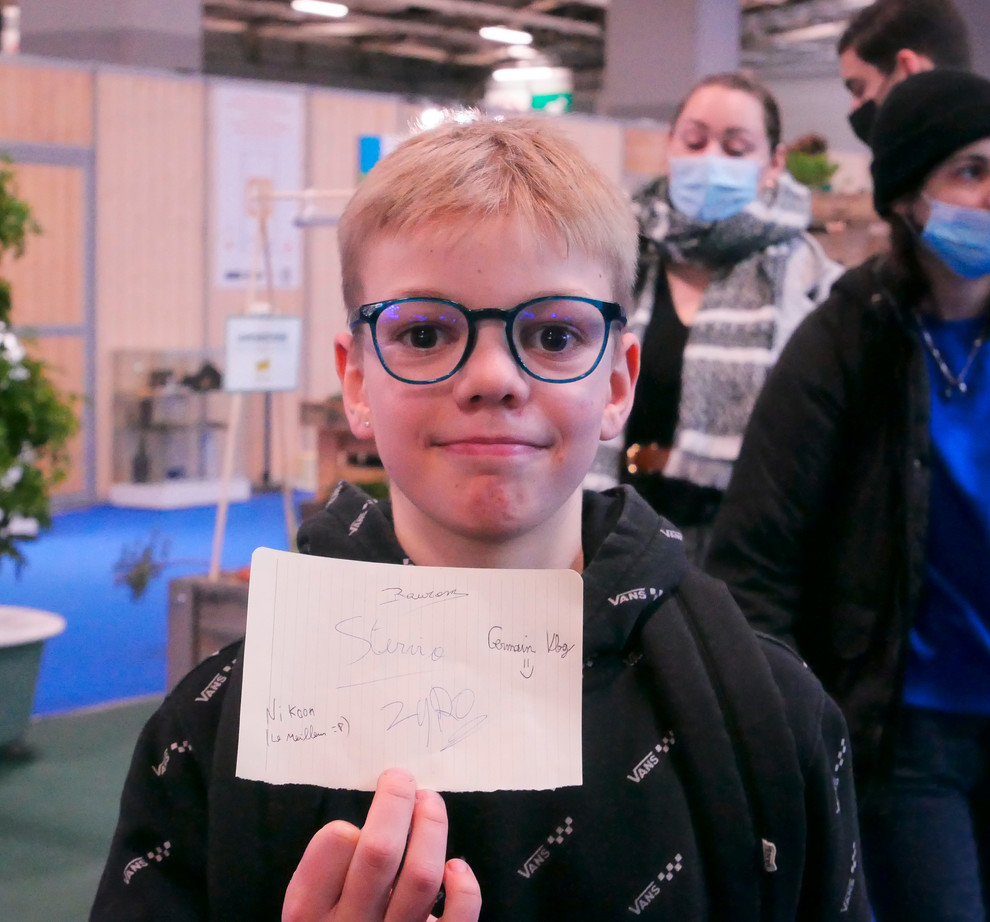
[282,768,482,922]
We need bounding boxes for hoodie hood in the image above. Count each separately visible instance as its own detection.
[296,481,688,661]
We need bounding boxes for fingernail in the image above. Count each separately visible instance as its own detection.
[448,858,469,873]
[381,767,414,783]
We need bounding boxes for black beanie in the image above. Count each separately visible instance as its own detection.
[870,69,990,215]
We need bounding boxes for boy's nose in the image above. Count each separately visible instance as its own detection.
[453,322,530,405]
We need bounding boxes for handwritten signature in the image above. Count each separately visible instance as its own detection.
[382,686,488,751]
[266,718,348,746]
[380,587,469,607]
[335,615,445,665]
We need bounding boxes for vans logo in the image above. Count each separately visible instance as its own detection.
[608,587,661,607]
[348,501,375,536]
[832,737,848,814]
[517,817,574,879]
[517,844,551,879]
[841,842,858,912]
[152,740,193,777]
[195,663,233,702]
[627,734,675,782]
[628,854,684,914]
[123,841,171,885]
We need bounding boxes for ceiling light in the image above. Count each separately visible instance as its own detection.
[290,0,348,18]
[491,65,563,83]
[479,25,533,46]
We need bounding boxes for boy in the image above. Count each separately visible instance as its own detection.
[91,117,869,921]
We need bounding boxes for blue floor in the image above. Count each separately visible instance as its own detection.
[1,492,308,715]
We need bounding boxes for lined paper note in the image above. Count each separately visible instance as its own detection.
[236,547,584,792]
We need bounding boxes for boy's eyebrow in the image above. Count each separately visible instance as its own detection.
[367,289,610,308]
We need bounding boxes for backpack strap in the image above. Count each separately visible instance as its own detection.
[639,568,806,922]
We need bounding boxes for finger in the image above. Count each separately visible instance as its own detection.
[435,859,482,922]
[282,820,360,922]
[336,768,418,922]
[385,789,449,922]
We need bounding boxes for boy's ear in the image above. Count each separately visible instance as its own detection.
[599,331,640,442]
[334,331,375,441]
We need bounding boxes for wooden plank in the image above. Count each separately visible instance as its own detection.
[0,163,84,328]
[0,61,93,146]
[95,70,206,495]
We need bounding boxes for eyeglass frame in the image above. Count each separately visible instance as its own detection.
[349,295,627,386]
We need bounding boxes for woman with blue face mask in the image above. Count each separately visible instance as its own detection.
[707,68,990,922]
[587,72,843,562]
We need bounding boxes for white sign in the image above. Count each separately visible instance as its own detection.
[236,548,584,792]
[213,83,304,289]
[224,315,302,393]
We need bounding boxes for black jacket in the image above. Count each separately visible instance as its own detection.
[92,483,868,921]
[707,256,931,798]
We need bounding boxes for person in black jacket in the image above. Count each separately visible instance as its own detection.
[91,115,868,921]
[707,70,990,922]
[837,0,971,144]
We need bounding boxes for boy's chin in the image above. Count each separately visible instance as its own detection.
[397,477,582,547]
[446,481,582,542]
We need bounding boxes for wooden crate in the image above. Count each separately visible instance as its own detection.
[167,575,249,690]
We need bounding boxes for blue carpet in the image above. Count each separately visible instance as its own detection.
[0,492,310,715]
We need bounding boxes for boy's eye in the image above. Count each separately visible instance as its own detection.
[402,325,441,349]
[537,325,576,353]
[377,301,465,352]
[516,319,588,357]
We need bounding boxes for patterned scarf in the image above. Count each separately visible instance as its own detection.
[629,173,812,490]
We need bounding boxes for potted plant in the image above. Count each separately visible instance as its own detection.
[0,156,78,570]
[785,133,840,192]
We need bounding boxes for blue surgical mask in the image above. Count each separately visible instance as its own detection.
[668,155,761,222]
[920,198,990,280]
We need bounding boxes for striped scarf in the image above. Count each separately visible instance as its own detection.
[614,173,812,490]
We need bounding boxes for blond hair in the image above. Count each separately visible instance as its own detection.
[337,115,637,315]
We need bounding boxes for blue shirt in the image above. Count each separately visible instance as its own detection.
[903,314,990,714]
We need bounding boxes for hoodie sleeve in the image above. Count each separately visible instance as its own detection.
[798,688,872,920]
[89,649,237,921]
[762,636,871,920]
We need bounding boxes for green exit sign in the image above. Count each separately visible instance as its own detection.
[531,92,572,113]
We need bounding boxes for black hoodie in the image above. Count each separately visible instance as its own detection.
[92,483,869,921]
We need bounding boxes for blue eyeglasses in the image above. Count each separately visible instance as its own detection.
[350,295,626,385]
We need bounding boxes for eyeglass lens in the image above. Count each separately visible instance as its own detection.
[372,298,609,382]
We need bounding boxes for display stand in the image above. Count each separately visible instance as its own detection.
[109,348,251,509]
[208,180,351,581]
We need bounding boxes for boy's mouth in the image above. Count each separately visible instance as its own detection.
[434,435,548,457]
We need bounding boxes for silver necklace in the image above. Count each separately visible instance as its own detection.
[913,311,990,399]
